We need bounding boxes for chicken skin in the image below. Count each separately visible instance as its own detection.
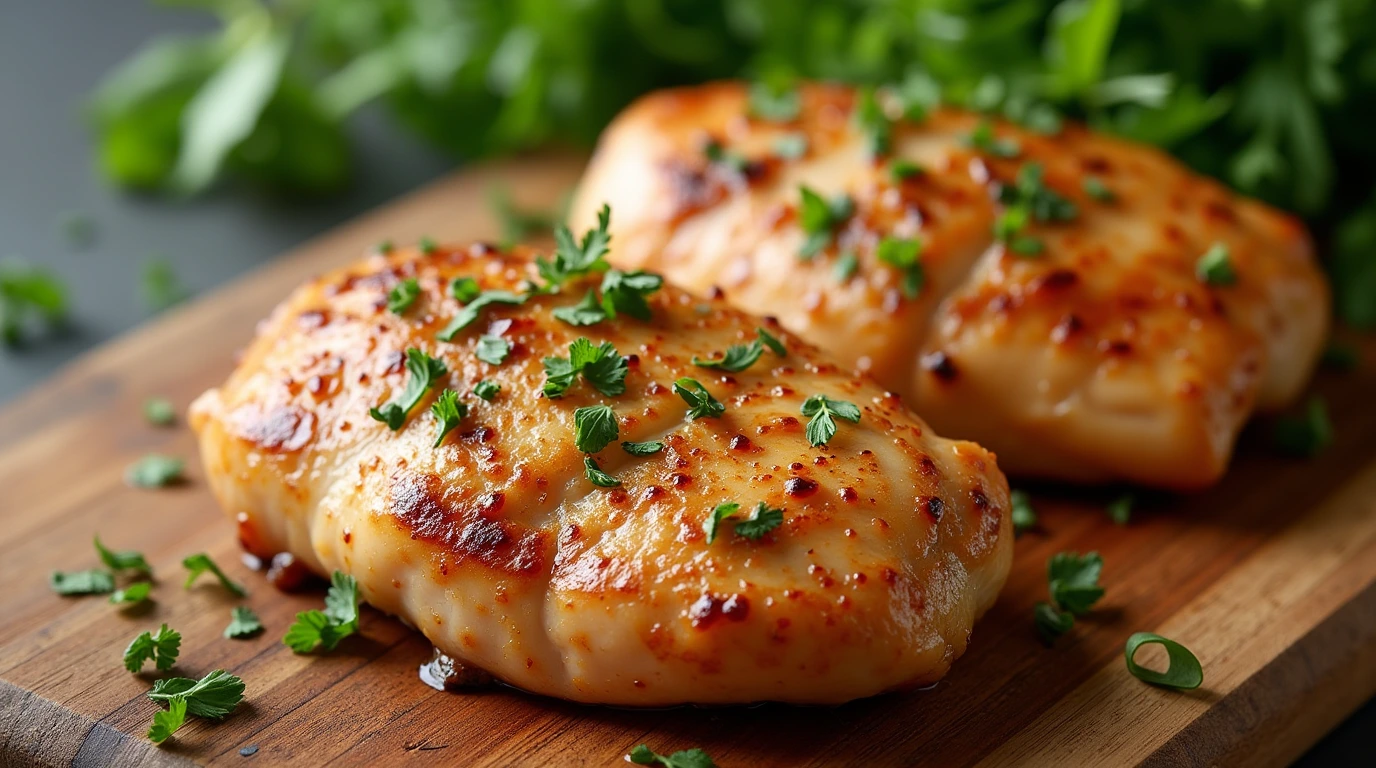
[190,236,1012,705]
[569,82,1330,489]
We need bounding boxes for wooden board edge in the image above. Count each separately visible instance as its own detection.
[0,678,190,768]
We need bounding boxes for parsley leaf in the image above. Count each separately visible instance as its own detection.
[110,582,153,606]
[573,405,619,453]
[599,269,662,321]
[147,668,245,719]
[182,553,247,597]
[1274,396,1333,457]
[889,159,924,181]
[748,80,800,122]
[225,606,263,638]
[853,87,892,156]
[147,697,186,744]
[1034,601,1075,646]
[50,569,114,595]
[757,327,786,357]
[584,457,621,487]
[673,378,725,420]
[475,335,511,365]
[1196,242,1237,286]
[692,339,763,372]
[419,236,438,255]
[437,290,525,341]
[284,571,359,653]
[95,535,153,575]
[551,290,607,326]
[125,454,184,488]
[875,237,925,299]
[473,380,500,401]
[1010,490,1037,534]
[430,389,467,447]
[542,338,627,397]
[703,502,740,544]
[124,623,181,672]
[801,394,861,446]
[144,397,176,426]
[796,186,854,259]
[703,501,784,543]
[622,440,664,456]
[0,258,67,347]
[964,118,1020,158]
[387,278,421,314]
[1082,176,1115,202]
[535,204,612,290]
[834,250,859,282]
[629,744,717,768]
[450,277,481,304]
[1047,551,1105,615]
[369,348,448,430]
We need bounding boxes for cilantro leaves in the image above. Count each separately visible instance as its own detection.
[797,186,854,259]
[1010,490,1037,534]
[536,203,612,289]
[386,278,420,314]
[369,348,447,430]
[629,744,717,768]
[182,553,247,597]
[543,338,627,398]
[875,237,925,299]
[693,328,787,372]
[622,440,664,456]
[573,405,619,454]
[703,501,784,544]
[225,606,264,639]
[145,669,246,742]
[430,389,467,447]
[801,394,861,446]
[475,335,511,365]
[550,270,663,327]
[51,569,115,596]
[584,457,621,488]
[1196,242,1237,286]
[673,378,725,420]
[283,571,360,653]
[1036,551,1106,645]
[125,623,181,672]
[436,290,526,341]
[96,536,152,576]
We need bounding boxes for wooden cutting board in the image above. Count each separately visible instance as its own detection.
[2,153,1373,768]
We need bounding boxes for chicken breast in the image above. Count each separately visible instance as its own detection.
[569,82,1330,489]
[190,237,1012,706]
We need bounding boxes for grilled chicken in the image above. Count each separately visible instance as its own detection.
[190,240,1012,705]
[569,82,1330,489]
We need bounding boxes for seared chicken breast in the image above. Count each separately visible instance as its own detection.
[569,82,1330,489]
[190,237,1012,705]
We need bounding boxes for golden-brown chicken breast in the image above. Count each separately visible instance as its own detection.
[190,235,1012,706]
[569,82,1330,489]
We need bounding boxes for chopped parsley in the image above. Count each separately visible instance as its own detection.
[834,250,859,282]
[1107,493,1133,526]
[1196,242,1237,286]
[1083,176,1115,202]
[419,236,438,255]
[889,159,924,181]
[629,744,718,768]
[621,440,664,456]
[598,269,663,321]
[693,339,763,372]
[964,118,1020,158]
[369,348,447,430]
[283,571,360,653]
[430,389,467,447]
[110,582,153,606]
[144,397,175,426]
[552,290,606,326]
[993,162,1077,256]
[796,186,854,259]
[386,278,421,314]
[673,378,725,420]
[573,405,619,453]
[145,669,246,743]
[1047,551,1105,616]
[704,138,749,174]
[535,204,612,290]
[225,606,264,639]
[773,133,808,160]
[50,569,114,595]
[801,394,861,446]
[875,237,925,299]
[703,501,784,544]
[757,327,786,357]
[182,553,247,597]
[1034,601,1075,645]
[473,380,500,401]
[475,334,511,365]
[542,338,628,398]
[748,80,800,122]
[436,290,526,341]
[450,276,481,304]
[95,535,153,576]
[125,454,184,488]
[583,457,621,487]
[1010,490,1037,534]
[853,87,893,156]
[124,623,181,672]
[1124,632,1204,690]
[1274,396,1333,457]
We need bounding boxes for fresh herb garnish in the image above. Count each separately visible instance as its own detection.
[436,290,525,341]
[225,606,264,639]
[535,204,612,290]
[853,87,892,156]
[1034,601,1075,645]
[1107,493,1133,525]
[1124,632,1204,690]
[450,277,481,304]
[124,623,181,672]
[573,405,619,453]
[376,239,394,254]
[182,553,247,597]
[110,582,153,606]
[692,339,763,372]
[145,669,246,743]
[748,80,800,122]
[369,348,447,430]
[1003,163,1078,222]
[875,237,925,299]
[622,440,664,456]
[475,334,511,365]
[144,397,175,427]
[430,389,467,447]
[757,327,786,356]
[583,457,621,487]
[419,236,438,255]
[703,501,783,544]
[833,251,859,282]
[673,378,725,420]
[1047,551,1105,615]
[551,290,607,326]
[96,535,153,575]
[1274,396,1333,457]
[889,159,924,181]
[1083,176,1115,202]
[125,454,184,488]
[0,259,67,346]
[964,119,1020,158]
[386,278,421,314]
[543,338,627,398]
[797,186,854,259]
[773,133,808,159]
[50,569,115,596]
[628,744,717,768]
[598,269,662,321]
[1196,242,1237,286]
[1010,490,1037,534]
[801,394,861,447]
[473,380,500,401]
[704,138,749,175]
[283,571,360,653]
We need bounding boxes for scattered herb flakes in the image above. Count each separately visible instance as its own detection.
[145,668,246,743]
[419,236,438,255]
[124,623,181,672]
[142,258,188,312]
[450,276,481,304]
[126,454,185,488]
[1010,490,1037,534]
[853,87,893,156]
[551,290,607,326]
[225,606,264,639]
[772,132,808,159]
[535,204,612,291]
[692,339,763,372]
[1047,551,1105,616]
[542,338,627,398]
[673,378,725,420]
[473,380,500,401]
[182,553,247,597]
[1124,632,1204,690]
[598,269,662,321]
[621,440,664,456]
[1196,242,1237,286]
[748,79,800,122]
[889,159,924,181]
[147,697,187,744]
[430,389,467,447]
[833,251,859,282]
[583,457,621,487]
[1106,493,1133,526]
[1034,601,1074,646]
[0,258,68,346]
[475,334,511,365]
[1083,176,1115,202]
[95,535,153,575]
[573,404,619,454]
[436,290,525,341]
[111,581,153,606]
[51,569,115,596]
[283,571,360,653]
[796,185,854,260]
[875,237,925,298]
[801,394,861,447]
[964,119,1020,158]
[628,744,717,768]
[1274,396,1333,457]
[757,327,786,357]
[704,501,783,544]
[368,348,448,430]
[387,277,421,314]
[144,397,176,426]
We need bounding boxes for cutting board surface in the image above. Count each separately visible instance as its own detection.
[1,154,1374,768]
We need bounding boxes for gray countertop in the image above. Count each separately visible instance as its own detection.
[0,2,1368,764]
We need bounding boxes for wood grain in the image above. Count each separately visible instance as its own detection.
[1,153,1372,767]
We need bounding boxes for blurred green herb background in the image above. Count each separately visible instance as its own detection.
[87,0,1376,326]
